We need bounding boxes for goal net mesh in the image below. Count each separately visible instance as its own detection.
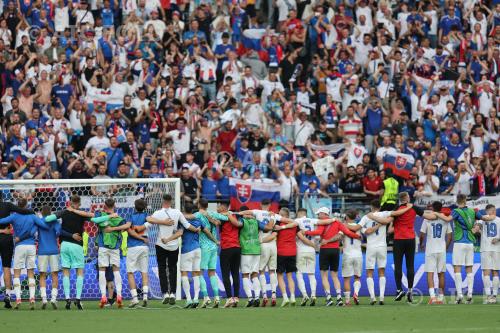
[0,178,180,300]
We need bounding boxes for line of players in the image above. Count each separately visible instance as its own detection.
[0,193,499,310]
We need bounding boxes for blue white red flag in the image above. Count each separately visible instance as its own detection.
[229,178,280,212]
[383,153,415,179]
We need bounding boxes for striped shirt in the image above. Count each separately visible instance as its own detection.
[339,115,363,141]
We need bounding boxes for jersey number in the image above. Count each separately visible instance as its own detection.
[431,223,442,239]
[486,223,497,237]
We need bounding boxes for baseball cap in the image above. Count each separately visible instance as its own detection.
[315,207,331,215]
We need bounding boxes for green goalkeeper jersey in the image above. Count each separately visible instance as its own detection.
[196,211,228,252]
[239,217,267,255]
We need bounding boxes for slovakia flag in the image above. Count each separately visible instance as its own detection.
[383,153,415,179]
[229,178,280,212]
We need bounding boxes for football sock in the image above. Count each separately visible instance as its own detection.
[210,275,219,297]
[429,288,435,297]
[143,286,149,300]
[51,288,58,302]
[310,275,317,297]
[113,271,122,297]
[353,280,361,295]
[483,275,492,296]
[243,277,253,299]
[193,276,200,301]
[466,273,474,297]
[28,278,35,300]
[335,289,341,299]
[492,276,499,296]
[367,277,375,300]
[13,278,21,300]
[131,289,138,302]
[200,275,208,297]
[99,271,107,297]
[63,276,70,299]
[379,276,386,301]
[297,273,307,297]
[344,291,350,303]
[40,287,47,302]
[259,274,267,298]
[454,273,463,297]
[181,276,191,302]
[270,272,278,294]
[252,277,261,299]
[76,276,84,299]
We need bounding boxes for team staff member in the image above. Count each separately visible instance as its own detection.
[371,192,435,302]
[218,202,241,308]
[0,199,33,308]
[274,208,298,307]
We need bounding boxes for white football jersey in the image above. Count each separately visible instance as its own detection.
[295,217,319,254]
[252,209,281,244]
[477,217,500,253]
[359,211,391,248]
[342,222,362,257]
[420,218,451,254]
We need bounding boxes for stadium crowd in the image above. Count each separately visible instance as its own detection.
[0,0,497,206]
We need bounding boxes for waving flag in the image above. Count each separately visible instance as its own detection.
[229,178,280,212]
[383,153,415,179]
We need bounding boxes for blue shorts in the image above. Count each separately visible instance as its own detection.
[200,248,218,270]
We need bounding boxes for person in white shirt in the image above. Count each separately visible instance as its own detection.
[418,166,440,194]
[85,126,111,153]
[341,210,364,305]
[294,112,315,147]
[165,117,191,158]
[475,205,500,304]
[419,201,453,304]
[376,137,397,166]
[147,194,199,304]
[350,200,393,305]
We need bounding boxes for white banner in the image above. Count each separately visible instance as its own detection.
[414,195,500,210]
[312,156,335,181]
[80,195,142,210]
[413,75,455,92]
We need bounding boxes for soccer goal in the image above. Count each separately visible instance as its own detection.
[0,178,181,300]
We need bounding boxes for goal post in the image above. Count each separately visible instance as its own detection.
[0,178,181,300]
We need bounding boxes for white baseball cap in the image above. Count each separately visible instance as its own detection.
[315,207,330,215]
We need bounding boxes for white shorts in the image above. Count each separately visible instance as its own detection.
[259,243,277,271]
[481,251,500,271]
[365,246,387,270]
[98,247,121,268]
[38,255,60,273]
[297,251,316,274]
[424,252,447,273]
[180,248,201,272]
[126,246,149,273]
[452,243,474,267]
[13,245,36,270]
[241,255,260,274]
[342,255,363,277]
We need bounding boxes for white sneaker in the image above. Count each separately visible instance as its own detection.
[162,293,170,304]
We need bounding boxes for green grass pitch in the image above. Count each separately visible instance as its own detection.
[1,297,499,333]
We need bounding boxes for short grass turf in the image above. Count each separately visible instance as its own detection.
[1,297,499,333]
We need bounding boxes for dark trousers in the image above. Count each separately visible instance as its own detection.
[155,246,179,295]
[220,247,241,298]
[393,239,416,291]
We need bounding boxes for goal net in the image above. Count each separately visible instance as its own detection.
[0,178,180,300]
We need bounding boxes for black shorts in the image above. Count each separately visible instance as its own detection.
[277,256,297,273]
[0,235,14,268]
[105,266,114,282]
[319,248,340,271]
